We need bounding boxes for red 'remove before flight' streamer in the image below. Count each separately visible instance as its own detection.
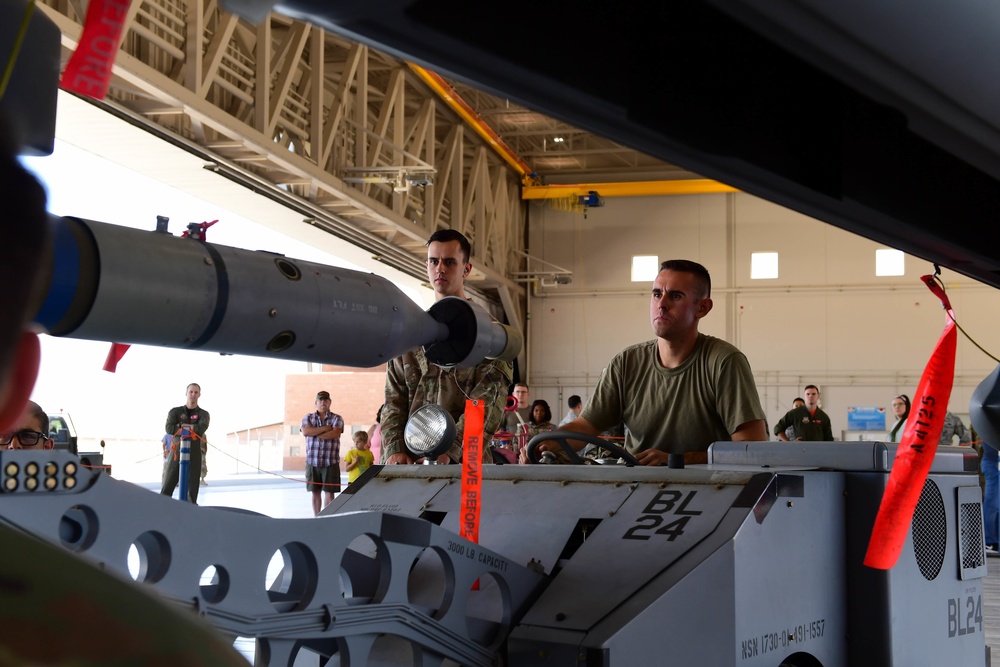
[864,275,956,569]
[60,0,132,99]
[460,400,485,545]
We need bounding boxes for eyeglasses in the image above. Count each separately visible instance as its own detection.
[0,430,48,446]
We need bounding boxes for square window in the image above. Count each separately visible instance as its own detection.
[751,252,779,279]
[876,249,904,276]
[631,255,659,282]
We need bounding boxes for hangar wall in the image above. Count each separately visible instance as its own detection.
[524,191,1000,440]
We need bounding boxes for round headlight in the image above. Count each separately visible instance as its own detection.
[404,404,456,461]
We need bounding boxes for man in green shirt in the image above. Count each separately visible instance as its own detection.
[774,385,834,441]
[527,259,767,465]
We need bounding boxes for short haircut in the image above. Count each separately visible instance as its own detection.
[659,259,711,298]
[0,121,49,379]
[514,383,528,391]
[427,229,471,263]
[804,384,819,392]
[529,399,551,424]
[353,430,368,442]
[568,395,582,409]
[25,400,48,434]
[792,397,805,406]
[187,382,201,391]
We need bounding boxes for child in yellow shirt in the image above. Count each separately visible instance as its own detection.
[344,431,375,484]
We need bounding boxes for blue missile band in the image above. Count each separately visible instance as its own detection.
[188,241,229,349]
[34,218,81,330]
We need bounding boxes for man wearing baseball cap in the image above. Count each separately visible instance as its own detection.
[301,390,344,515]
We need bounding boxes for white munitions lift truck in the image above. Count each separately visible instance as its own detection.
[0,440,986,666]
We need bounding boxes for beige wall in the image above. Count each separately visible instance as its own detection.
[525,191,1000,439]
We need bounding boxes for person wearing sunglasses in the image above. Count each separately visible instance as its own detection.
[1,401,53,450]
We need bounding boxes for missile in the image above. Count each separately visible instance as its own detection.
[32,216,520,368]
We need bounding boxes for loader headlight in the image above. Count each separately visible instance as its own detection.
[404,404,455,461]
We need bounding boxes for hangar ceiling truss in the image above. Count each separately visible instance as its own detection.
[36,0,526,312]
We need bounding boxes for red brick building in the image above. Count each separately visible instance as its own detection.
[283,364,386,470]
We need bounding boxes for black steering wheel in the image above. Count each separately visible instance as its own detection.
[525,430,641,466]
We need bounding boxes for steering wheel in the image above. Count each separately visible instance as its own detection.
[525,430,641,466]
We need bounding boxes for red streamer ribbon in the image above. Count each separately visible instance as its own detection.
[60,0,132,99]
[864,275,956,569]
[460,399,485,544]
[102,342,130,372]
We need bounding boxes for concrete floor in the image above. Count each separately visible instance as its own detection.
[137,470,349,519]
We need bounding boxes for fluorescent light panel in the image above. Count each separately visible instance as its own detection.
[751,252,779,279]
[876,249,904,276]
[631,255,659,282]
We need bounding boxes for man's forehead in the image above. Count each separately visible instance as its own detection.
[653,269,698,291]
[18,416,43,432]
[427,240,464,259]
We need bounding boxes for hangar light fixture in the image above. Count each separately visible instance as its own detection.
[631,255,659,282]
[751,252,779,280]
[876,249,905,276]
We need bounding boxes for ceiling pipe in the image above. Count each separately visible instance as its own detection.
[407,62,538,185]
[522,179,738,200]
[407,65,736,199]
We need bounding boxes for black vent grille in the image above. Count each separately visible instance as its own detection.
[960,501,986,570]
[911,478,946,581]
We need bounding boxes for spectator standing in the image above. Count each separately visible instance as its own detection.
[774,385,834,441]
[973,424,999,555]
[782,397,805,440]
[527,399,556,437]
[938,411,972,446]
[160,383,210,503]
[970,369,1000,555]
[301,390,344,516]
[558,395,584,427]
[366,404,384,465]
[161,433,172,482]
[200,439,208,486]
[344,431,375,485]
[501,383,531,433]
[381,230,512,464]
[886,394,910,443]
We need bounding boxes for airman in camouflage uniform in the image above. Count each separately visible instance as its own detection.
[381,229,513,464]
[381,348,511,463]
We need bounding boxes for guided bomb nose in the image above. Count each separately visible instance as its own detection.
[971,365,1000,446]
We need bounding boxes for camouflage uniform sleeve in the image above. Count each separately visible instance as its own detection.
[447,359,513,462]
[956,416,972,445]
[380,355,410,462]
